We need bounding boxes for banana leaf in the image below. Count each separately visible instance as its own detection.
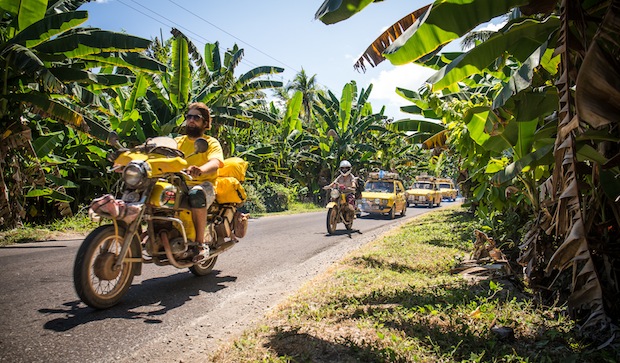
[493,43,558,109]
[242,80,284,92]
[428,17,560,92]
[10,10,88,48]
[169,36,190,109]
[80,52,166,73]
[383,0,530,66]
[35,30,152,58]
[25,187,74,202]
[491,143,554,185]
[238,66,285,85]
[388,119,444,133]
[315,0,375,25]
[33,131,63,158]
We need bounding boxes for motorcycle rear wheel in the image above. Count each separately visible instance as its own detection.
[73,225,137,309]
[326,208,338,235]
[189,256,218,276]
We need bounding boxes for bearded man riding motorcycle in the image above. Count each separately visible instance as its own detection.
[327,160,358,218]
[175,102,224,262]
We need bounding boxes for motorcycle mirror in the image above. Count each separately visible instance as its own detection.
[193,138,209,154]
[185,137,209,158]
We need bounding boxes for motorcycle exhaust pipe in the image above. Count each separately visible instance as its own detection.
[205,240,236,258]
[160,231,193,269]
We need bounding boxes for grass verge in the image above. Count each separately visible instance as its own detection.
[209,206,619,363]
[0,210,98,246]
[0,202,323,247]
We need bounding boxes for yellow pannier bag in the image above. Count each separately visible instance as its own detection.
[215,176,247,204]
[218,157,248,181]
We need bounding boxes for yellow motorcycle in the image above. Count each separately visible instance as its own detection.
[73,133,248,309]
[324,183,355,234]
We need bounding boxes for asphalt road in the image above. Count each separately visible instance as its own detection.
[0,202,458,363]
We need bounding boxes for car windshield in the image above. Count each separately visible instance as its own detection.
[365,181,394,193]
[413,182,433,190]
[439,183,452,189]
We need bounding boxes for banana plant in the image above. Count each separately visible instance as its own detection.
[312,81,388,176]
[0,0,164,228]
[313,0,620,341]
[130,29,284,151]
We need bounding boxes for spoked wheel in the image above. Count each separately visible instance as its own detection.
[189,256,218,276]
[389,206,396,219]
[400,204,407,216]
[326,208,338,235]
[73,225,137,309]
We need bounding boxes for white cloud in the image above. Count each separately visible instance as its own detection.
[478,20,508,32]
[365,63,435,120]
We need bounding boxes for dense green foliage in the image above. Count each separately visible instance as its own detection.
[1,1,447,230]
[314,0,620,344]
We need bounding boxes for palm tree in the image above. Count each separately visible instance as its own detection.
[285,69,321,125]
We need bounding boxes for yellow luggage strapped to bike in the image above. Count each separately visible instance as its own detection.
[218,157,248,181]
[215,157,248,204]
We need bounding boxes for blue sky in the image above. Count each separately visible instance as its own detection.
[82,0,440,120]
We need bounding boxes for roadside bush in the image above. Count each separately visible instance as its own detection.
[239,184,266,215]
[260,182,290,212]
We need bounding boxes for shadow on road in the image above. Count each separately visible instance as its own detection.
[38,270,237,332]
[325,229,362,239]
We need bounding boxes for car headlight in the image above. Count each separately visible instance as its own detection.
[123,160,149,188]
[330,189,340,199]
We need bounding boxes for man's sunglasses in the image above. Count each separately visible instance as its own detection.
[185,114,203,121]
[341,167,351,171]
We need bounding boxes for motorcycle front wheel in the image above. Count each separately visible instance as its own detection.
[326,207,338,235]
[73,225,137,309]
[189,256,218,276]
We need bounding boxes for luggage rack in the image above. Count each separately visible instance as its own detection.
[368,171,399,180]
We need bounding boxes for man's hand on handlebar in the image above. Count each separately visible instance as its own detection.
[187,165,203,177]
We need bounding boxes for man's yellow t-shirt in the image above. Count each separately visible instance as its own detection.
[175,135,224,185]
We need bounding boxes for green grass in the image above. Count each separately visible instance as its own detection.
[0,210,98,246]
[209,206,620,363]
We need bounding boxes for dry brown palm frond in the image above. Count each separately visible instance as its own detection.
[353,5,431,72]
[575,0,620,128]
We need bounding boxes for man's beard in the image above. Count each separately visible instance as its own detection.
[186,124,204,138]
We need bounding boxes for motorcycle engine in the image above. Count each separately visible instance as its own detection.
[169,237,187,255]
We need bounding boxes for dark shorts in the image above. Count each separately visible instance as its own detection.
[188,181,215,209]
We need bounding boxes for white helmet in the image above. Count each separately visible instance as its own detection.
[339,160,352,176]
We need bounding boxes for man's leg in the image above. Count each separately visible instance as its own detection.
[188,183,215,262]
[191,207,207,244]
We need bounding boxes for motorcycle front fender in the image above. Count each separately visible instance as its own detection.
[326,202,337,209]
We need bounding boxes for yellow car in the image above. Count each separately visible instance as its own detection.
[436,178,457,201]
[357,172,407,219]
[406,177,442,208]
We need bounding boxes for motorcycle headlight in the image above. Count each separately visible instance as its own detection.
[330,189,341,199]
[123,160,149,189]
